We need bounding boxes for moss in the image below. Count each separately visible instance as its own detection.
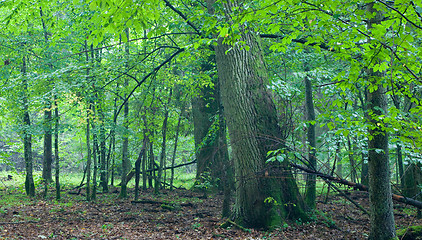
[397,225,422,240]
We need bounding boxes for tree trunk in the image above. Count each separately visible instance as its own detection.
[361,149,369,186]
[43,107,53,184]
[134,140,147,201]
[192,85,218,180]
[21,56,35,197]
[304,73,316,210]
[54,98,60,200]
[219,105,233,218]
[170,105,184,190]
[98,103,108,193]
[40,6,53,185]
[149,137,155,189]
[85,41,92,201]
[142,115,149,191]
[397,144,404,187]
[210,0,307,228]
[86,106,92,201]
[347,135,357,183]
[192,54,229,186]
[92,113,98,201]
[366,3,396,239]
[120,29,131,198]
[156,88,172,193]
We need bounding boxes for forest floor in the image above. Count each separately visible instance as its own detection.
[0,186,421,240]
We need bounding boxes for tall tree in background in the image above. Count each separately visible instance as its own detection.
[119,29,131,198]
[39,6,53,185]
[304,70,316,210]
[21,55,35,197]
[192,53,229,186]
[54,98,60,200]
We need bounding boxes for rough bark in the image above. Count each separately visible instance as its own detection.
[366,3,396,239]
[210,0,307,228]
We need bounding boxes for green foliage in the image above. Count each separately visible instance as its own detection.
[193,169,218,196]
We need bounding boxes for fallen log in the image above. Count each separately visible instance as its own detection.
[290,163,422,209]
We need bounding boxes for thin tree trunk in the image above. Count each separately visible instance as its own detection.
[120,29,131,198]
[142,115,149,191]
[107,92,118,186]
[170,105,184,190]
[85,41,92,201]
[304,73,316,210]
[99,105,108,193]
[134,139,147,201]
[397,144,404,187]
[324,142,339,204]
[54,98,60,200]
[21,56,35,197]
[156,88,173,193]
[91,104,98,201]
[219,108,233,218]
[86,106,92,201]
[361,151,369,185]
[347,135,357,183]
[149,138,155,189]
[40,6,53,186]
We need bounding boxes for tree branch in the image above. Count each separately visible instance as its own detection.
[377,0,422,31]
[162,0,203,37]
[113,48,185,122]
[260,34,334,51]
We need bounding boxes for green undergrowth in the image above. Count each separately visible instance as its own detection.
[397,225,422,240]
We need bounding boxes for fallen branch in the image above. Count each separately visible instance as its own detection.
[219,219,250,232]
[290,163,422,209]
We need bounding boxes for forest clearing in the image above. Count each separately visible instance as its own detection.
[1,0,422,239]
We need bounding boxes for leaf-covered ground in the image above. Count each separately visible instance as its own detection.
[0,188,421,239]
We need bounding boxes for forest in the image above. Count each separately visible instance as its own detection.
[0,0,422,239]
